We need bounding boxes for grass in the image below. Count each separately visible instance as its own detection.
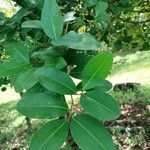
[110,85,150,104]
[109,51,150,85]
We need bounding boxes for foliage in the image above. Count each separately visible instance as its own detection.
[0,86,150,149]
[0,0,148,149]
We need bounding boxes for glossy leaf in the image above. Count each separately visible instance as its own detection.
[51,31,100,50]
[36,67,77,94]
[82,52,113,90]
[41,0,63,39]
[14,68,38,92]
[21,20,42,29]
[70,114,116,150]
[17,92,69,119]
[84,0,98,7]
[30,119,68,150]
[4,41,29,63]
[80,91,120,120]
[0,62,29,77]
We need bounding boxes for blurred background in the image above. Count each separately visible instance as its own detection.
[0,0,150,149]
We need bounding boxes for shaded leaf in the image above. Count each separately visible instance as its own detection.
[43,56,67,70]
[84,0,98,7]
[95,1,108,17]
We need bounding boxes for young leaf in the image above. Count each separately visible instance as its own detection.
[82,51,113,90]
[0,62,29,77]
[14,68,38,92]
[51,31,100,50]
[17,92,69,119]
[70,114,116,150]
[41,0,63,39]
[84,0,98,7]
[80,91,120,120]
[4,41,29,63]
[36,67,77,94]
[21,20,42,29]
[29,119,68,150]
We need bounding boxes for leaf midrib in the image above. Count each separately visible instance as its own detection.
[83,55,108,90]
[85,94,118,116]
[39,73,76,93]
[0,63,28,74]
[12,43,29,63]
[39,121,67,150]
[19,68,37,90]
[73,118,107,150]
[20,105,68,110]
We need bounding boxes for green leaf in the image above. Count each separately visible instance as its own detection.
[84,78,112,91]
[82,52,113,90]
[14,68,38,92]
[21,20,42,29]
[30,0,44,8]
[43,56,67,70]
[51,31,100,50]
[24,84,44,96]
[78,79,112,92]
[70,114,116,150]
[29,119,68,150]
[12,8,30,23]
[91,80,112,92]
[69,53,92,79]
[0,61,29,77]
[17,92,69,119]
[4,41,29,63]
[63,11,76,22]
[36,67,77,94]
[95,1,108,17]
[84,0,98,7]
[41,0,63,39]
[31,46,62,58]
[80,91,120,120]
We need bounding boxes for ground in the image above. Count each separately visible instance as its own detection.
[0,51,150,149]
